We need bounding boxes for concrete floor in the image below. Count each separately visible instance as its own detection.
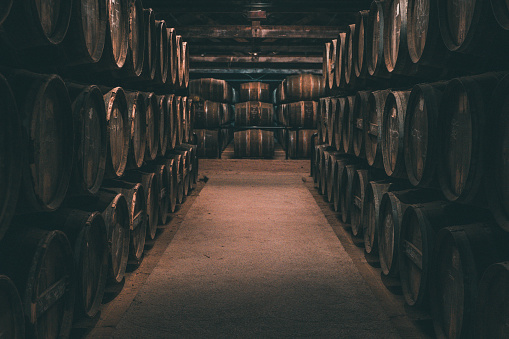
[109,160,399,338]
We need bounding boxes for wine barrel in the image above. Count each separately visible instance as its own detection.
[181,97,189,143]
[404,82,447,187]
[66,84,107,197]
[0,1,12,26]
[0,228,75,338]
[142,164,170,225]
[430,224,509,338]
[103,87,130,178]
[288,130,316,159]
[123,171,160,240]
[438,0,509,58]
[286,101,318,129]
[240,82,271,103]
[196,129,221,158]
[39,209,109,318]
[486,74,509,232]
[94,0,130,71]
[157,95,169,156]
[325,152,343,204]
[318,97,329,145]
[143,92,160,161]
[314,145,331,185]
[334,97,347,152]
[97,190,130,283]
[319,149,332,197]
[342,96,356,154]
[168,153,184,204]
[438,73,506,203]
[285,74,326,102]
[103,181,147,265]
[352,91,370,157]
[335,32,347,89]
[174,96,183,147]
[407,0,448,69]
[175,144,198,189]
[327,99,337,148]
[323,42,332,90]
[6,71,73,213]
[382,90,411,178]
[491,0,509,29]
[175,35,183,88]
[169,148,190,197]
[60,0,107,66]
[125,92,147,169]
[384,0,414,75]
[114,0,144,78]
[400,202,491,307]
[350,169,370,236]
[137,9,156,82]
[189,78,233,103]
[367,1,390,79]
[378,188,442,276]
[363,181,406,254]
[0,0,71,49]
[340,162,365,224]
[234,130,274,158]
[365,90,390,168]
[167,94,177,149]
[181,41,190,89]
[157,157,177,213]
[354,10,370,80]
[274,81,287,104]
[329,39,338,89]
[0,275,24,339]
[235,101,274,127]
[344,24,357,88]
[154,20,169,85]
[0,74,22,240]
[332,156,357,213]
[476,261,509,338]
[222,102,233,124]
[167,27,178,87]
[193,100,222,129]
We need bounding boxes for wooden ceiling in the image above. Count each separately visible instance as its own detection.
[144,0,372,82]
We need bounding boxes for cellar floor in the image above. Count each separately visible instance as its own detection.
[83,160,434,338]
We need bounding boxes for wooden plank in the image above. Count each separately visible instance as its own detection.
[176,25,342,39]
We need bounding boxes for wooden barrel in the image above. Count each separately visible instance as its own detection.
[174,96,183,147]
[196,129,221,158]
[158,157,177,213]
[125,92,147,169]
[142,92,160,161]
[335,32,347,89]
[154,20,169,85]
[175,144,198,189]
[181,97,189,143]
[404,82,447,187]
[0,1,12,25]
[66,84,107,197]
[169,148,190,197]
[327,99,337,147]
[157,95,169,156]
[354,10,370,80]
[181,41,190,89]
[0,0,71,49]
[60,0,107,66]
[167,27,178,87]
[114,0,144,78]
[222,102,233,124]
[176,35,183,88]
[96,190,130,283]
[123,171,160,240]
[193,100,222,129]
[0,228,75,338]
[40,209,109,318]
[352,91,370,157]
[382,90,411,178]
[323,42,332,90]
[342,96,356,154]
[332,156,357,212]
[400,201,491,307]
[7,71,73,213]
[235,101,274,127]
[286,101,318,129]
[167,153,184,204]
[0,74,22,240]
[350,169,370,236]
[314,145,331,185]
[178,96,187,144]
[344,24,357,87]
[367,1,390,79]
[333,97,347,152]
[240,82,271,102]
[329,39,338,89]
[383,0,414,75]
[491,0,509,29]
[103,87,130,178]
[320,150,332,198]
[325,152,344,204]
[437,73,505,203]
[285,74,326,102]
[340,162,365,224]
[137,9,156,82]
[438,0,509,58]
[476,261,509,338]
[142,164,170,225]
[94,0,130,71]
[407,0,448,69]
[167,94,177,149]
[102,181,147,265]
[365,90,390,168]
[288,130,316,159]
[430,224,509,338]
[0,275,24,339]
[234,130,274,158]
[378,188,442,276]
[363,181,405,254]
[318,97,329,145]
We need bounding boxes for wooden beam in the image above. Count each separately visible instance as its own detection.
[190,55,323,63]
[176,25,342,39]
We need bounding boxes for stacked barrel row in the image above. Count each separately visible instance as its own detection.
[273,74,325,159]
[234,82,275,158]
[190,78,235,158]
[0,69,198,339]
[0,0,189,92]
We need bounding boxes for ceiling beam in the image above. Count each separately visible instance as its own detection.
[176,25,342,39]
[190,55,323,63]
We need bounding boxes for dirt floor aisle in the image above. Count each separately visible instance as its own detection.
[111,161,399,338]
